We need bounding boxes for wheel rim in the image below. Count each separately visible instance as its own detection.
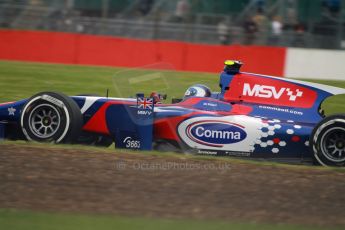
[28,104,61,139]
[320,127,345,163]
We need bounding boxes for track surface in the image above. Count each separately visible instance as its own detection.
[0,144,344,227]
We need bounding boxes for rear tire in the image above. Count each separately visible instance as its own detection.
[310,114,345,167]
[21,92,82,143]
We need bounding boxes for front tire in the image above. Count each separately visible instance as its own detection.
[21,92,82,143]
[310,114,345,167]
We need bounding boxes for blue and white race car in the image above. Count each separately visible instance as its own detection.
[1,61,344,166]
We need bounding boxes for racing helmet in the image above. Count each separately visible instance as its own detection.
[183,84,211,99]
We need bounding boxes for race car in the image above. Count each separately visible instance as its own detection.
[0,60,345,166]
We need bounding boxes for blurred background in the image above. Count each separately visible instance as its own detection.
[1,0,345,50]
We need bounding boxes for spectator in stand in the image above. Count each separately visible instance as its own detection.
[174,0,190,23]
[322,0,341,16]
[243,16,258,45]
[270,15,283,45]
[255,0,265,12]
[282,0,297,33]
[252,8,269,44]
[29,0,43,5]
[292,22,306,47]
[217,20,230,45]
[139,0,155,16]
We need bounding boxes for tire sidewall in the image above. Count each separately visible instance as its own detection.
[21,92,81,143]
[310,114,345,167]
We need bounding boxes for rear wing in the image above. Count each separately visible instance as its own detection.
[222,72,345,111]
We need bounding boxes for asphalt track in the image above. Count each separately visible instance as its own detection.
[0,144,344,227]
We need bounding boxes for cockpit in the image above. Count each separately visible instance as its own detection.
[145,60,243,104]
[181,60,243,102]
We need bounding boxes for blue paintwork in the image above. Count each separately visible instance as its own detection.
[0,70,343,163]
[219,71,235,94]
[106,103,153,150]
[0,100,27,122]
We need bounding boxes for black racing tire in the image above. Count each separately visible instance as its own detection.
[20,92,83,143]
[310,114,345,167]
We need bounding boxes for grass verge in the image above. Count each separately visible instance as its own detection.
[0,209,342,230]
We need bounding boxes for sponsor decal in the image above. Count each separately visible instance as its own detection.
[243,83,303,101]
[202,102,217,107]
[194,100,231,112]
[197,149,251,157]
[8,107,16,116]
[186,121,247,147]
[123,136,141,149]
[224,75,318,108]
[137,97,153,110]
[224,151,251,157]
[258,105,303,115]
[137,97,153,116]
[41,95,64,107]
[197,150,218,155]
[137,110,152,115]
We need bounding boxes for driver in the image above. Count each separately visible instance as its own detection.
[183,84,211,99]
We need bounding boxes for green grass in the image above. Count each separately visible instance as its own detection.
[304,79,345,115]
[0,60,344,114]
[0,209,341,230]
[0,61,217,104]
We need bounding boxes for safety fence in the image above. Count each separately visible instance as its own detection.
[0,29,344,80]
